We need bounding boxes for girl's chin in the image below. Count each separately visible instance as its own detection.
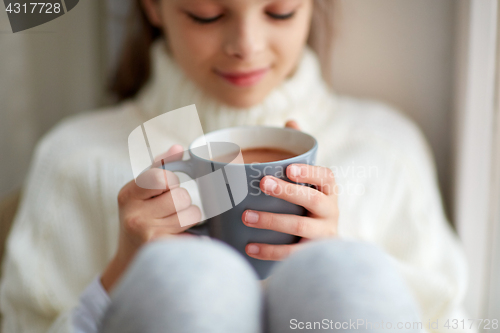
[197,79,272,108]
[214,90,270,109]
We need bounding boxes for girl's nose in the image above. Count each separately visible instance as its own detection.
[223,17,266,60]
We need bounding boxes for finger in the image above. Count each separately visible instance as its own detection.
[260,176,330,217]
[147,222,194,242]
[125,145,184,202]
[245,243,301,261]
[145,187,192,218]
[154,144,184,163]
[131,167,181,199]
[152,232,197,241]
[177,232,198,238]
[148,145,185,173]
[285,120,301,130]
[286,164,336,195]
[152,204,202,229]
[242,210,325,239]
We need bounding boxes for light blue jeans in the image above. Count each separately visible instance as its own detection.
[98,237,422,333]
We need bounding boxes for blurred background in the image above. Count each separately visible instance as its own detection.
[0,0,499,328]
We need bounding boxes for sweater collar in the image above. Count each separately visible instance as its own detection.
[134,39,333,134]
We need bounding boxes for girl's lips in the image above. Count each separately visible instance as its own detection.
[215,68,269,87]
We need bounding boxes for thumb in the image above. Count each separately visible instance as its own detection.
[285,120,301,131]
[154,144,184,164]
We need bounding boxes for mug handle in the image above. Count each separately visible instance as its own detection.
[156,158,210,237]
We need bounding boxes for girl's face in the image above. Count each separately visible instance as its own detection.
[143,0,314,108]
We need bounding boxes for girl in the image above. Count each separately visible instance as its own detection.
[0,0,472,332]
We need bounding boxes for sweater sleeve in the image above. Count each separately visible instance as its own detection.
[0,118,118,333]
[71,275,111,333]
[371,123,475,333]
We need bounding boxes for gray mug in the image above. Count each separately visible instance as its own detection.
[158,126,318,279]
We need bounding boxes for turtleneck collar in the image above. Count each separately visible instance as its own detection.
[134,39,334,135]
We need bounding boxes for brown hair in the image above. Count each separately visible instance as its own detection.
[109,0,337,102]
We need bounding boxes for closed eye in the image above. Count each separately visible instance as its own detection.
[187,13,223,24]
[266,11,295,20]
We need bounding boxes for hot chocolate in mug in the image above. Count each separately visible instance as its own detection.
[158,126,318,279]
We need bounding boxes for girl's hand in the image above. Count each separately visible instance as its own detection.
[101,144,201,293]
[242,121,338,261]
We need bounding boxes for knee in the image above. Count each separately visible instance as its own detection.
[267,238,412,300]
[136,237,253,273]
[112,237,259,298]
[101,238,262,333]
[265,239,421,333]
[273,238,394,277]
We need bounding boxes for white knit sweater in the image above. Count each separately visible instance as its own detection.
[0,41,473,333]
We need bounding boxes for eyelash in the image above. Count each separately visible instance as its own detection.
[188,13,224,24]
[187,11,296,24]
[266,11,296,20]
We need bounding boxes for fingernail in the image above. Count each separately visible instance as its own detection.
[263,178,277,192]
[247,244,260,254]
[289,165,300,178]
[245,211,259,224]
